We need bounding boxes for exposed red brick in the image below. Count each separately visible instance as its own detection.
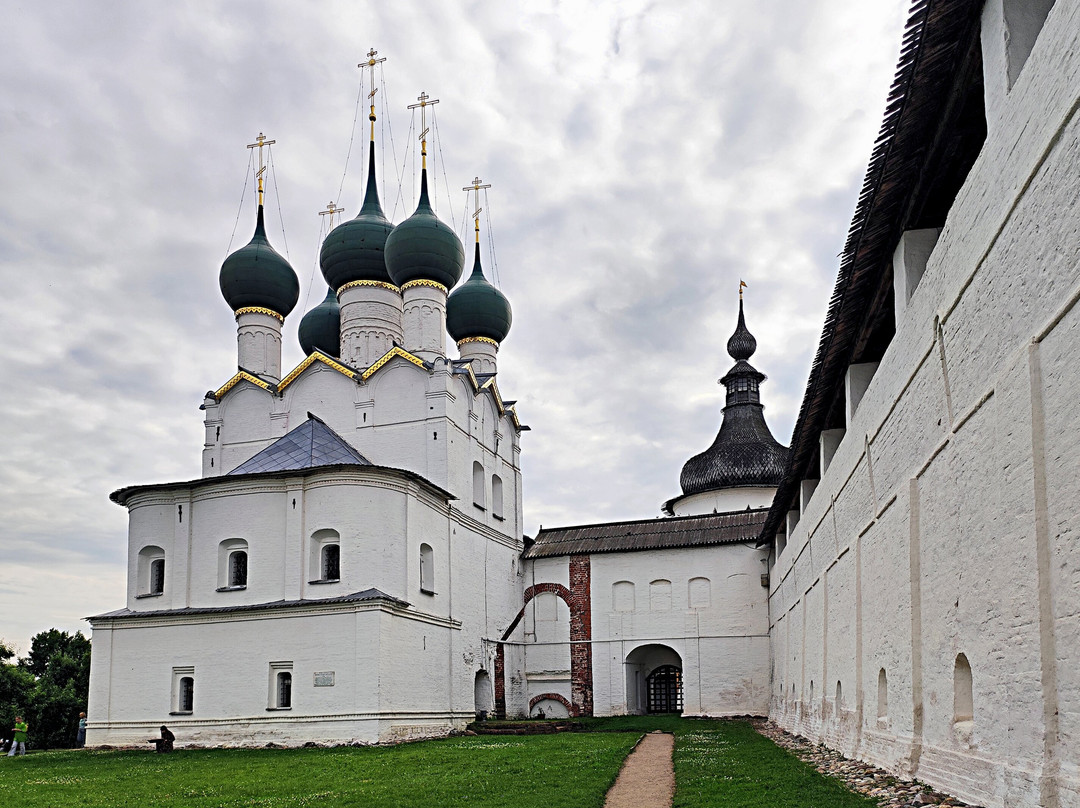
[569,554,593,717]
[494,643,506,719]
[529,692,573,715]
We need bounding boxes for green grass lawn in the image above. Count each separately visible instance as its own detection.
[0,718,878,808]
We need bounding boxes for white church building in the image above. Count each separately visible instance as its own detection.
[88,1,1080,805]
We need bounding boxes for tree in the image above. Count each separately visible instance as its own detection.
[17,630,92,749]
[0,642,35,748]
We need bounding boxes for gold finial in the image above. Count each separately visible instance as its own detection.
[739,279,748,300]
[247,132,276,207]
[462,176,491,242]
[319,201,345,229]
[358,48,386,141]
[407,91,440,170]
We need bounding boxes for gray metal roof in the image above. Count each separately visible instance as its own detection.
[227,414,370,475]
[87,588,407,621]
[523,509,769,559]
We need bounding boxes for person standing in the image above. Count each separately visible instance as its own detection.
[7,717,27,756]
[76,712,87,748]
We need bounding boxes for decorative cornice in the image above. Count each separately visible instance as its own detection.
[457,336,499,349]
[235,306,284,323]
[401,279,448,294]
[278,352,357,392]
[213,371,273,399]
[337,279,400,295]
[361,346,427,380]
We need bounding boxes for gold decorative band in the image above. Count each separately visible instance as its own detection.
[457,336,499,348]
[337,279,400,295]
[401,279,449,294]
[235,306,284,323]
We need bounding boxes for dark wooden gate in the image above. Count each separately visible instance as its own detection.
[646,665,683,713]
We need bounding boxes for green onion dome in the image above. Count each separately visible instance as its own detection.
[219,205,300,317]
[446,243,512,343]
[298,287,341,356]
[320,143,394,290]
[384,170,464,289]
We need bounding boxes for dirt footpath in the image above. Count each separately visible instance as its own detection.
[604,731,675,808]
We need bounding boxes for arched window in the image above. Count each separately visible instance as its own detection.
[491,474,504,519]
[138,546,166,597]
[217,539,248,590]
[472,461,486,509]
[954,653,973,723]
[179,676,194,713]
[420,543,434,594]
[309,529,340,584]
[877,668,888,723]
[649,580,672,611]
[322,544,340,581]
[277,672,292,708]
[612,581,635,612]
[835,680,843,711]
[688,577,711,609]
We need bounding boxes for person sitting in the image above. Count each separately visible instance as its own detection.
[149,725,175,753]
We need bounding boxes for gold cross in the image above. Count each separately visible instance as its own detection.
[319,201,345,229]
[407,92,440,167]
[358,48,386,140]
[247,132,276,206]
[462,177,492,242]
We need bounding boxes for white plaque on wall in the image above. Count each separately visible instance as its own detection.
[313,671,335,687]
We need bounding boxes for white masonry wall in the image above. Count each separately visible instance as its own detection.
[769,4,1080,807]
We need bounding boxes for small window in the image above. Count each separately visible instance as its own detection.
[217,539,249,590]
[322,544,340,581]
[491,474,504,520]
[472,461,486,509]
[835,680,843,711]
[137,546,166,597]
[877,668,888,722]
[268,662,293,710]
[954,653,973,723]
[172,666,195,715]
[309,529,341,584]
[229,551,248,587]
[420,543,434,594]
[277,672,292,708]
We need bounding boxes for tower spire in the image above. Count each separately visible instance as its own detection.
[246,132,275,208]
[358,48,386,142]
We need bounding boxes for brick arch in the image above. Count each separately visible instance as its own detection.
[530,692,574,716]
[523,582,572,606]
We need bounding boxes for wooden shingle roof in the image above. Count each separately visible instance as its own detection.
[524,509,769,559]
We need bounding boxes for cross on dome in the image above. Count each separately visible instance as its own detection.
[358,48,386,138]
[408,92,440,166]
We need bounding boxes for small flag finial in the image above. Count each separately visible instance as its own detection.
[358,49,386,141]
[247,132,276,207]
[463,176,492,243]
[739,279,748,300]
[407,91,440,170]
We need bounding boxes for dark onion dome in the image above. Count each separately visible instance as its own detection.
[726,299,757,360]
[446,243,512,343]
[298,287,341,356]
[320,142,394,290]
[679,300,788,495]
[384,169,464,289]
[219,205,300,317]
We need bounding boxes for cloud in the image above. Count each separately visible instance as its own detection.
[0,0,908,650]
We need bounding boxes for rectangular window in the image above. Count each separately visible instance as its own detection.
[268,662,293,710]
[171,666,194,715]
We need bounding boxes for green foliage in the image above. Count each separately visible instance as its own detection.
[0,732,638,807]
[4,630,92,750]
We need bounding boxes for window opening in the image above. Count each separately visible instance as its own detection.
[420,543,434,594]
[277,672,292,708]
[150,559,165,595]
[322,544,340,581]
[179,677,194,712]
[954,654,973,723]
[229,551,248,588]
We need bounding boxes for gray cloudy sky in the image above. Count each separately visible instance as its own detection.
[0,0,907,652]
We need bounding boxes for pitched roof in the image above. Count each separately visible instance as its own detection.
[523,509,769,559]
[87,588,407,621]
[761,0,984,542]
[226,414,370,475]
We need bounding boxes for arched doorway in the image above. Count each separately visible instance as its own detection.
[474,670,493,720]
[624,644,683,715]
